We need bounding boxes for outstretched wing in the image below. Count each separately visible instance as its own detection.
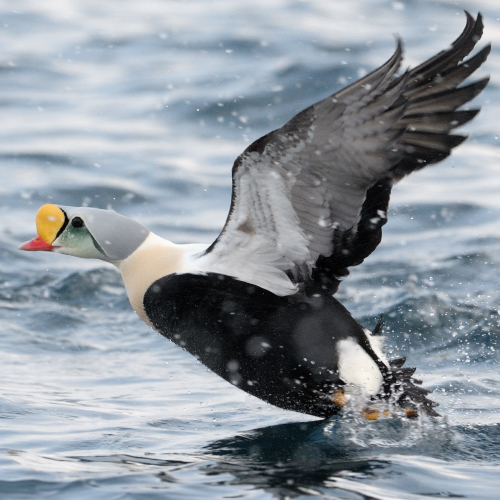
[195,12,489,296]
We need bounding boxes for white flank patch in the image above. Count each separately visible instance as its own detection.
[337,337,383,396]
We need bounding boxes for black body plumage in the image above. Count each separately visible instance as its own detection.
[144,274,437,417]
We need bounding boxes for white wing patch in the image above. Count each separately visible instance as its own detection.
[195,156,313,295]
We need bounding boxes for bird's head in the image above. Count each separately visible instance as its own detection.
[19,204,150,262]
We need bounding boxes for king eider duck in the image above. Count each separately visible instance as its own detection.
[19,13,489,420]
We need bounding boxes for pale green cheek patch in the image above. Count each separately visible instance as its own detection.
[53,227,106,260]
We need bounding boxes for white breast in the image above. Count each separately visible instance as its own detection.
[117,232,207,325]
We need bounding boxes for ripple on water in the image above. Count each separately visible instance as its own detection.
[1,1,499,499]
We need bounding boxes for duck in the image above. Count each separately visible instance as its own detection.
[19,12,489,419]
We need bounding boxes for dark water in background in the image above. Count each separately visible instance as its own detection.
[1,0,500,498]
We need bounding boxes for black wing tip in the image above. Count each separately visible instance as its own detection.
[463,43,492,71]
[462,107,481,122]
[472,75,491,93]
[384,35,404,69]
[465,11,486,53]
[393,35,403,53]
[456,75,490,105]
[479,42,492,58]
[467,10,483,31]
[449,133,468,148]
[464,10,483,39]
[391,12,489,180]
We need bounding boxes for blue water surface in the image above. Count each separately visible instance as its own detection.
[1,0,500,498]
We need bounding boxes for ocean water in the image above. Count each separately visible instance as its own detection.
[1,0,500,498]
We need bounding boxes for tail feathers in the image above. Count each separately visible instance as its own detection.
[372,315,384,336]
[388,357,440,417]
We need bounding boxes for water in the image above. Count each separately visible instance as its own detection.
[1,0,499,498]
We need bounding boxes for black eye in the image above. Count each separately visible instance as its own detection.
[71,216,85,228]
